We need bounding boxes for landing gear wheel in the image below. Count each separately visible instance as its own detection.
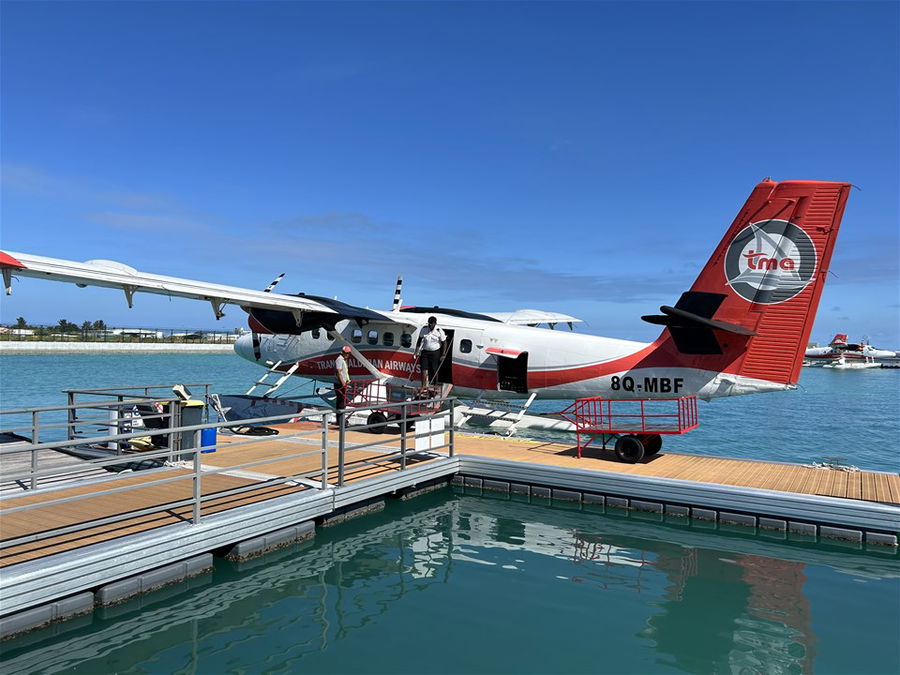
[614,435,645,463]
[643,434,662,456]
[367,411,388,434]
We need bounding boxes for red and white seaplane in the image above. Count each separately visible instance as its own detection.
[805,334,894,368]
[2,178,851,441]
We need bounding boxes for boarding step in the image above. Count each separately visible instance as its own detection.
[246,361,300,397]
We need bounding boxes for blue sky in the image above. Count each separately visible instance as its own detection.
[1,1,898,345]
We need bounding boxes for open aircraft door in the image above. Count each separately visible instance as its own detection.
[436,329,455,384]
[486,347,529,394]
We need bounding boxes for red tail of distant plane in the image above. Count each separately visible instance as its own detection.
[644,179,851,387]
[830,333,848,345]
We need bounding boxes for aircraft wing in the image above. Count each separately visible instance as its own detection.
[484,309,582,326]
[0,250,413,331]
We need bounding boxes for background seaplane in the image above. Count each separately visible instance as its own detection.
[805,334,894,368]
[2,178,851,438]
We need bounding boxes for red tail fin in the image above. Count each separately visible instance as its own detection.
[645,179,851,387]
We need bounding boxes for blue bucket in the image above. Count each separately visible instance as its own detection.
[200,427,217,453]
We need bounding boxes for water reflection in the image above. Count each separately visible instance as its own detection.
[1,490,897,674]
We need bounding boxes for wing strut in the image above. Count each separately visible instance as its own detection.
[123,285,137,309]
[327,331,388,382]
[209,299,225,320]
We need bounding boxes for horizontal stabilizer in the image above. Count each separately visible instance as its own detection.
[642,305,757,336]
[642,291,755,355]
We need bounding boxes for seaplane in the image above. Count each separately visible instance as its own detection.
[805,334,894,368]
[1,178,851,457]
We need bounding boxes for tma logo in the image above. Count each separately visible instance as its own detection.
[742,250,796,271]
[724,219,816,304]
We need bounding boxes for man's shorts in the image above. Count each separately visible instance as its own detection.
[421,349,441,375]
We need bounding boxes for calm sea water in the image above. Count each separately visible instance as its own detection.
[1,352,898,471]
[1,491,898,674]
[0,353,898,673]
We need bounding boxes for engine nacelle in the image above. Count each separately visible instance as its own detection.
[248,308,341,335]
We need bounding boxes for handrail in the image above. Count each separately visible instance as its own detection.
[0,397,177,416]
[0,425,326,485]
[0,410,327,455]
[61,383,213,394]
[0,390,457,553]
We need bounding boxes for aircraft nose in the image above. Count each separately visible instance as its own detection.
[234,333,257,362]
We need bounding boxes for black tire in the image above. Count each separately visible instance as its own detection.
[614,435,645,463]
[367,411,388,434]
[643,434,662,456]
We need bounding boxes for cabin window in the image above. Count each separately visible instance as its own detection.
[367,330,378,345]
[383,331,395,346]
[460,339,473,354]
[351,329,363,344]
[401,333,412,348]
[311,329,320,339]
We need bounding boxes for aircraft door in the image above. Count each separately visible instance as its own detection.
[436,329,454,384]
[453,329,486,389]
[498,352,529,394]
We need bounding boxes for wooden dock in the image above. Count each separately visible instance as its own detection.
[2,424,898,568]
[450,433,900,505]
[1,421,898,637]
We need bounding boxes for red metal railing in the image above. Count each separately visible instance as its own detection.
[343,379,440,416]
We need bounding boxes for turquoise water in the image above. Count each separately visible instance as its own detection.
[1,491,898,673]
[1,352,898,471]
[1,354,899,672]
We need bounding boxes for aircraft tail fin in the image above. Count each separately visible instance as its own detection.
[643,179,851,387]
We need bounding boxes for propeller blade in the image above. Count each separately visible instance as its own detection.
[263,273,285,293]
[252,332,261,361]
[392,275,403,311]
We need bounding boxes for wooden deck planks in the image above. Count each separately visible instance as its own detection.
[0,427,440,567]
[2,424,897,569]
[0,481,304,567]
[451,433,900,504]
[1,471,266,540]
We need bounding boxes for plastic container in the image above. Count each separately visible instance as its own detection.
[200,427,217,453]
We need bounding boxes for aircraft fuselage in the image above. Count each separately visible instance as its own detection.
[234,311,786,401]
